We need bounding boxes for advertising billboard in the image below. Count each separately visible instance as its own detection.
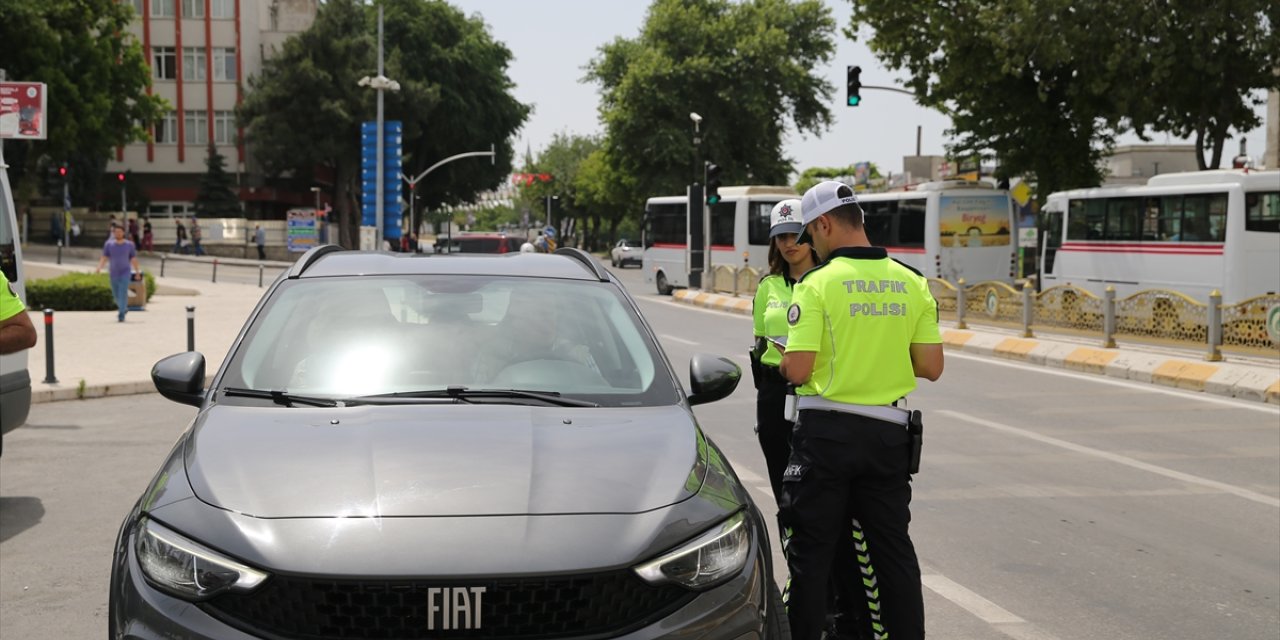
[939,194,1012,248]
[0,82,47,140]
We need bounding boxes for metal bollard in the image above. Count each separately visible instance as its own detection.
[258,264,264,288]
[56,242,62,265]
[42,309,58,384]
[1102,286,1117,348]
[211,259,218,283]
[1021,282,1035,338]
[160,254,166,277]
[955,278,968,330]
[186,305,196,352]
[1205,290,1222,362]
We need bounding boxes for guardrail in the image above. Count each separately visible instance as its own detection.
[927,278,1280,360]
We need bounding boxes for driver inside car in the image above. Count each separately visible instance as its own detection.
[473,287,600,384]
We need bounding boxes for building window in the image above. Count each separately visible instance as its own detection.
[151,0,175,18]
[210,0,234,19]
[181,0,204,18]
[153,47,176,80]
[213,111,237,145]
[129,0,143,15]
[153,112,178,144]
[213,48,236,81]
[185,111,209,145]
[183,47,207,81]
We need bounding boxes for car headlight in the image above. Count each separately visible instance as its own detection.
[633,511,750,590]
[135,517,268,601]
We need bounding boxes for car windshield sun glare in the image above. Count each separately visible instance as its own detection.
[632,511,750,590]
[135,518,268,601]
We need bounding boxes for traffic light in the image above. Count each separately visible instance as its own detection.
[117,172,126,183]
[58,165,68,178]
[846,65,862,107]
[705,162,723,205]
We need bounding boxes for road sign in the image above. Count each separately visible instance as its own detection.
[287,209,318,253]
[360,120,403,240]
[0,82,47,140]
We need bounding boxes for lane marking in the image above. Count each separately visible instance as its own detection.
[938,410,1280,509]
[660,334,699,346]
[946,351,1280,415]
[922,573,1025,624]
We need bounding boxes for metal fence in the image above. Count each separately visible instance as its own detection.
[699,264,1280,360]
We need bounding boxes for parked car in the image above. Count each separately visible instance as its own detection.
[109,246,789,639]
[611,238,641,267]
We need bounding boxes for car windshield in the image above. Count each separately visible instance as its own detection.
[219,275,679,407]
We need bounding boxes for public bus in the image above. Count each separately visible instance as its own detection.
[641,181,1018,295]
[0,147,31,453]
[642,186,796,295]
[1039,170,1280,302]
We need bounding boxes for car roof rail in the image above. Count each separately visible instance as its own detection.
[553,247,609,282]
[287,244,345,279]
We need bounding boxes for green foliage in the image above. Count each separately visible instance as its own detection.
[0,0,168,206]
[586,0,837,209]
[26,272,156,311]
[194,146,241,219]
[468,204,521,231]
[237,0,530,247]
[794,164,880,193]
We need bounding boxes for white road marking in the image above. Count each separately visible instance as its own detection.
[938,410,1280,509]
[922,573,1025,624]
[660,334,699,346]
[946,351,1280,416]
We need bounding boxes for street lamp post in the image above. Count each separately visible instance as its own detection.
[356,6,400,248]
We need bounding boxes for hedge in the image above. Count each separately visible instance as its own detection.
[26,272,157,311]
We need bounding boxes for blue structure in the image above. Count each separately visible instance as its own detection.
[361,120,403,241]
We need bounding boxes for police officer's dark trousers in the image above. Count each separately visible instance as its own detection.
[781,409,924,640]
[754,365,793,499]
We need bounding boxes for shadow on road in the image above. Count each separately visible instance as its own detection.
[0,496,45,543]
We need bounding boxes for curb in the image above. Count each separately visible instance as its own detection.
[31,375,215,405]
[670,289,1280,405]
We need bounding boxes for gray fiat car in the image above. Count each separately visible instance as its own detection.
[109,247,788,639]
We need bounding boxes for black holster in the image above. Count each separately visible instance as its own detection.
[907,410,924,474]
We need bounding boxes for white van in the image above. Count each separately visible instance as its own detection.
[0,147,31,453]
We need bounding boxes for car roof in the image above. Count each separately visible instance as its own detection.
[295,248,609,281]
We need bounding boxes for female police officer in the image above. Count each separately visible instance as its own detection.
[778,181,944,640]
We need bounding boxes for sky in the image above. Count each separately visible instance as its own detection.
[451,0,1273,182]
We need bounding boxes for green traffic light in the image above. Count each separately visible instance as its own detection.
[848,96,861,106]
[707,195,721,205]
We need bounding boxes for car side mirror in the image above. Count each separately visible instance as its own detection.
[688,353,741,406]
[152,352,206,408]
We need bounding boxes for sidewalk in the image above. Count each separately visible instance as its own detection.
[672,289,1280,405]
[21,260,266,404]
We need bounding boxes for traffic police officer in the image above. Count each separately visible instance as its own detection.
[0,271,37,355]
[778,181,944,640]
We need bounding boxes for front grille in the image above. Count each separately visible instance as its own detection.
[202,571,697,639]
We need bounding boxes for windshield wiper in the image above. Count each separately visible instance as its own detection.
[359,386,599,408]
[221,387,347,408]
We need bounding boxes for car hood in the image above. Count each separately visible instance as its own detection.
[184,403,703,518]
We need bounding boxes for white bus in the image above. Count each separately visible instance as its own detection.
[0,147,31,453]
[642,186,796,295]
[1039,170,1280,302]
[855,180,1017,283]
[641,181,1018,295]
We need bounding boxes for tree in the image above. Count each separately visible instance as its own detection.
[0,0,167,209]
[194,146,241,219]
[517,133,603,248]
[238,0,529,248]
[586,0,837,217]
[1138,1,1280,169]
[794,164,880,193]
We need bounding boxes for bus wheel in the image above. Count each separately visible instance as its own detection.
[656,272,673,296]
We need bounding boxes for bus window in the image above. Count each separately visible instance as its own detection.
[747,202,773,245]
[1179,193,1227,241]
[862,201,895,246]
[1142,198,1163,240]
[1066,200,1090,240]
[644,203,685,248]
[1105,197,1143,241]
[897,200,925,247]
[709,202,735,246]
[1158,195,1184,239]
[1245,192,1280,233]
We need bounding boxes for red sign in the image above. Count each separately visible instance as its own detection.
[511,172,554,186]
[0,82,47,140]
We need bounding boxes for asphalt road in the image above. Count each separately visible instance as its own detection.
[1,257,1276,639]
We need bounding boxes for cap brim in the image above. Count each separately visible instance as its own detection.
[769,222,803,238]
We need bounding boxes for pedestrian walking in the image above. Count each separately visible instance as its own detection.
[189,217,205,256]
[173,219,188,254]
[778,181,944,640]
[127,216,141,248]
[141,216,153,252]
[95,223,142,322]
[254,224,266,260]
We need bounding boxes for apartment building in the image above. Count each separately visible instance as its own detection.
[107,0,318,218]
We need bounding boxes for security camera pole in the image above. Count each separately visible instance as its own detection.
[687,112,704,289]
